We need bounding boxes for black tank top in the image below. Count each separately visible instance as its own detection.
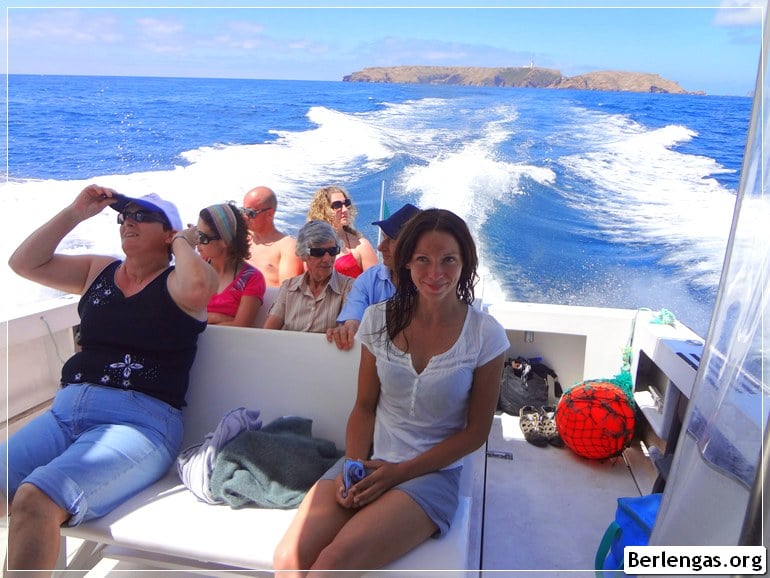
[61,260,207,408]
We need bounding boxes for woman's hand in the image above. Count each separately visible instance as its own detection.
[8,183,119,293]
[71,184,119,221]
[343,459,402,508]
[333,473,357,509]
[173,224,199,248]
[168,223,217,320]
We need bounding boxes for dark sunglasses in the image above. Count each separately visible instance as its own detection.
[197,231,222,245]
[117,210,169,228]
[308,246,341,258]
[242,207,272,218]
[330,199,352,210]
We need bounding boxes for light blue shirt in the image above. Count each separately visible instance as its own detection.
[336,263,395,323]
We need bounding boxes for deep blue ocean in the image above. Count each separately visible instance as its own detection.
[1,74,753,337]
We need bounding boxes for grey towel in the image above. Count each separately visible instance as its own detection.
[176,407,263,504]
[209,416,343,509]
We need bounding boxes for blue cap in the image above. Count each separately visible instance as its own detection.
[371,203,420,239]
[110,193,183,231]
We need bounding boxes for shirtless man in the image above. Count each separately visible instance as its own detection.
[243,186,304,288]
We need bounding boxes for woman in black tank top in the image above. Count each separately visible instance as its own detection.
[3,184,218,572]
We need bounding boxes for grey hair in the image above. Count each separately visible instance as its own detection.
[296,220,341,257]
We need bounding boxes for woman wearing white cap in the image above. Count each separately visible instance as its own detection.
[2,183,217,574]
[195,203,266,327]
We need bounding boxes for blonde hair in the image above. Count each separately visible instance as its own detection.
[306,185,361,237]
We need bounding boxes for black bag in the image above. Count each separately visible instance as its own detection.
[497,357,560,415]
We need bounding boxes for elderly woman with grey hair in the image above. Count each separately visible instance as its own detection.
[263,220,355,332]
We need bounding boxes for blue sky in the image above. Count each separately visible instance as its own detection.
[2,1,764,96]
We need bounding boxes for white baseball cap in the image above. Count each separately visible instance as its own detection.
[110,193,183,231]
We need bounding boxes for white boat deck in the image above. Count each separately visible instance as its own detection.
[481,412,657,575]
[1,412,657,576]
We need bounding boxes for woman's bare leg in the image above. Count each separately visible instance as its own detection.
[6,483,69,577]
[309,489,437,573]
[273,479,355,575]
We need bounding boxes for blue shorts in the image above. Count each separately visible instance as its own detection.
[0,383,183,526]
[321,457,461,537]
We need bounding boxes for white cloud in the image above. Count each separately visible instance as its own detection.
[286,39,329,55]
[213,35,263,50]
[714,0,764,26]
[209,22,328,56]
[9,9,122,45]
[228,21,266,35]
[355,36,532,68]
[135,17,186,54]
[422,49,471,61]
[136,17,184,37]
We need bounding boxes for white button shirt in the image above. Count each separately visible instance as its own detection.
[358,302,509,469]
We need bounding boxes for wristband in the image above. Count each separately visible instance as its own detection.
[173,235,194,248]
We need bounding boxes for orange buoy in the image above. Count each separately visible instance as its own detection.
[555,381,635,460]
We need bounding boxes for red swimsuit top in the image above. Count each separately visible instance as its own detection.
[334,252,363,279]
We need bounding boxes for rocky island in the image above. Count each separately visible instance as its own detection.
[343,66,695,94]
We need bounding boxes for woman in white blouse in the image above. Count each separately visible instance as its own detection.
[274,209,509,572]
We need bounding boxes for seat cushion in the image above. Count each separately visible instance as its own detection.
[63,471,473,571]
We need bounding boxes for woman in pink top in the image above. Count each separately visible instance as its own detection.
[196,203,266,327]
[307,185,378,279]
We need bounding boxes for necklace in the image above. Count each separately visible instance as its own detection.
[121,262,163,286]
[121,263,145,284]
[251,229,283,246]
[252,235,276,246]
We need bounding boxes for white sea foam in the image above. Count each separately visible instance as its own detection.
[558,107,736,290]
[0,92,738,326]
[0,98,443,309]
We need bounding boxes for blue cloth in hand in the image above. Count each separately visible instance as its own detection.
[342,458,367,497]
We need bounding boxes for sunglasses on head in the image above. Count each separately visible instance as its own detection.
[197,231,221,245]
[308,246,341,258]
[117,210,169,228]
[242,207,272,219]
[330,199,352,210]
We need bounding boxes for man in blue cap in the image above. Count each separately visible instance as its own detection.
[326,202,420,350]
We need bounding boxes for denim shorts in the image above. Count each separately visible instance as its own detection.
[321,457,461,537]
[0,383,183,526]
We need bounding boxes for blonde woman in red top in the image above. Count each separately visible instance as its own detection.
[307,185,378,279]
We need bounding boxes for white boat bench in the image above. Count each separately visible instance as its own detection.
[57,325,485,576]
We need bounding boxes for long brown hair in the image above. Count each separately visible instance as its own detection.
[199,203,251,263]
[385,208,478,343]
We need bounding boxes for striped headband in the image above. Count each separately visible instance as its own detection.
[204,204,238,245]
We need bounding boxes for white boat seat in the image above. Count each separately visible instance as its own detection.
[64,471,475,574]
[58,325,484,575]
